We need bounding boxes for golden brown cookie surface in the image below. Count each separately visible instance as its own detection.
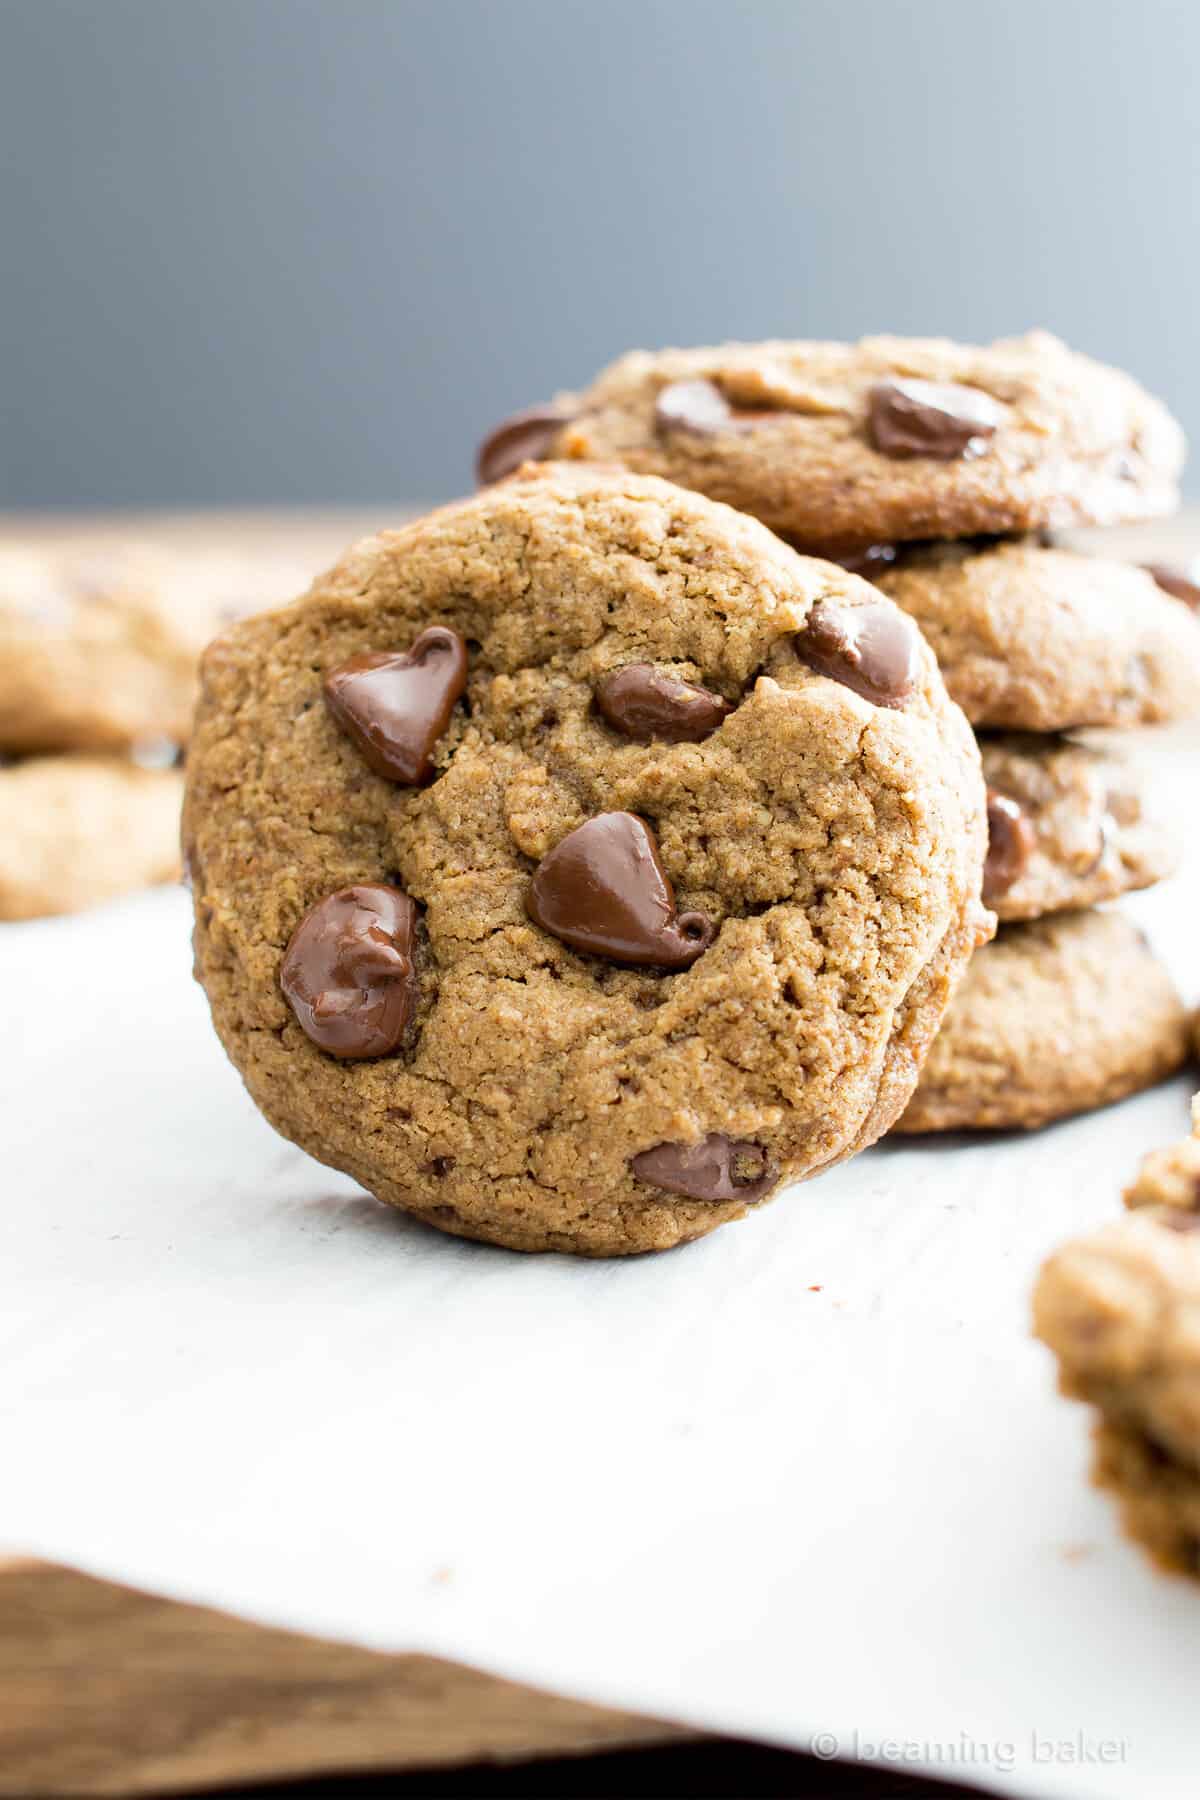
[185,465,989,1254]
[898,910,1189,1133]
[503,333,1183,547]
[876,541,1200,732]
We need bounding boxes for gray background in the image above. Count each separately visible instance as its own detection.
[4,0,1198,509]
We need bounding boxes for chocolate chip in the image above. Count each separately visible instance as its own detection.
[324,626,468,785]
[1162,1209,1200,1234]
[1143,562,1200,609]
[475,404,570,486]
[817,543,899,580]
[595,664,731,743]
[526,812,715,968]
[983,790,1036,902]
[280,884,418,1059]
[654,378,734,436]
[868,378,1002,460]
[794,599,919,708]
[630,1133,776,1203]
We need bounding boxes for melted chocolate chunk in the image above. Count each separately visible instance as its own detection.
[595,664,730,742]
[324,626,468,785]
[1144,562,1200,609]
[630,1133,776,1203]
[983,790,1037,902]
[526,812,714,968]
[475,404,570,485]
[868,378,1002,460]
[654,378,734,435]
[281,884,417,1059]
[817,543,899,580]
[794,599,919,708]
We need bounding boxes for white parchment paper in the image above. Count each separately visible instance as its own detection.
[4,739,1198,1800]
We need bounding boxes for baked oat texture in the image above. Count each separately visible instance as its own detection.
[1034,1206,1200,1577]
[0,541,316,754]
[185,464,990,1254]
[980,733,1175,923]
[546,333,1183,547]
[0,754,183,920]
[876,542,1200,732]
[897,910,1189,1133]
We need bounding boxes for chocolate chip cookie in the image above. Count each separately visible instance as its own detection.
[897,910,1189,1134]
[481,333,1183,548]
[0,753,183,920]
[185,464,990,1254]
[0,541,312,754]
[980,734,1175,922]
[875,541,1200,732]
[1035,1205,1200,1576]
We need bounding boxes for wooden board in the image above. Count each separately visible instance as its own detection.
[0,1558,692,1797]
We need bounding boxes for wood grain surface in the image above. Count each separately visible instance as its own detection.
[0,1557,691,1797]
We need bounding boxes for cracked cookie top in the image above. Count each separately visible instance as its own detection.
[185,464,988,1254]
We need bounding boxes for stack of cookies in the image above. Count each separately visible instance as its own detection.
[480,330,1199,1131]
[0,542,308,920]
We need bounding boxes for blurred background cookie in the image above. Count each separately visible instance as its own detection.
[0,540,319,755]
[0,521,368,920]
[0,753,184,921]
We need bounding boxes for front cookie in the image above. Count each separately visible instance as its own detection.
[980,734,1175,922]
[485,333,1183,547]
[897,910,1189,1133]
[185,465,989,1254]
